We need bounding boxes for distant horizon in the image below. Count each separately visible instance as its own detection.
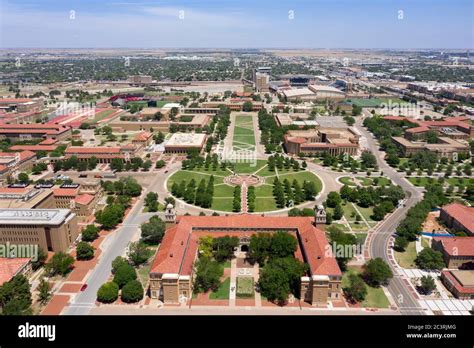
[1,0,472,49]
[0,47,472,51]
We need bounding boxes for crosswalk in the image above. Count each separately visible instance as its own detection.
[398,269,440,278]
[419,299,473,315]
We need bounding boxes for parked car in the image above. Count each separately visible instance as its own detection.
[80,284,88,292]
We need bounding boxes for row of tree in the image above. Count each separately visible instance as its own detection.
[171,176,214,209]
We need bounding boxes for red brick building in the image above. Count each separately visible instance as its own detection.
[149,214,342,306]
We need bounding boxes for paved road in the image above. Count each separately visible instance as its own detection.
[64,169,169,315]
[355,119,425,315]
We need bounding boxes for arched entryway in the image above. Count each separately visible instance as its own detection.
[240,244,249,252]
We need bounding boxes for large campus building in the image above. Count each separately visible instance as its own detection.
[0,208,79,252]
[439,203,474,236]
[284,128,360,156]
[164,133,207,154]
[0,123,72,142]
[149,214,342,306]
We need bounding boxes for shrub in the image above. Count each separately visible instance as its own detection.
[97,282,119,303]
[121,280,144,303]
[113,264,137,288]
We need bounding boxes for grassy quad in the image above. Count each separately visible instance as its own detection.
[232,115,256,151]
[168,164,322,212]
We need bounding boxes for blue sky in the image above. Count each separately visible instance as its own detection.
[0,0,473,49]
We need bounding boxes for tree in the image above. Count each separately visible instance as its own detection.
[0,275,32,315]
[38,278,51,304]
[362,258,393,287]
[333,204,344,220]
[212,236,239,262]
[144,192,159,212]
[415,248,445,270]
[193,257,223,293]
[258,257,306,305]
[326,192,341,208]
[113,264,137,288]
[343,274,367,303]
[394,236,408,251]
[95,204,125,229]
[127,241,152,266]
[121,280,144,303]
[198,236,214,259]
[18,172,29,183]
[328,225,357,271]
[110,158,124,172]
[140,216,166,245]
[248,233,272,265]
[45,252,75,276]
[270,231,297,259]
[31,248,48,271]
[111,256,128,274]
[419,275,436,295]
[242,101,253,112]
[97,282,119,303]
[81,225,100,242]
[76,241,95,260]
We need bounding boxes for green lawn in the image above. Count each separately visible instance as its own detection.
[213,184,235,198]
[254,197,278,212]
[236,277,254,298]
[394,241,417,268]
[232,160,266,174]
[232,115,256,150]
[407,177,474,187]
[211,198,234,212]
[339,177,357,186]
[167,170,224,190]
[254,184,274,197]
[342,267,390,308]
[277,171,323,192]
[92,109,115,123]
[209,277,230,300]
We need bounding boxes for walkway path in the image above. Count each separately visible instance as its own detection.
[229,258,237,307]
[241,182,248,213]
[253,263,262,307]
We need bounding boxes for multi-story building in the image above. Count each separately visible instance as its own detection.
[391,136,469,159]
[0,151,36,180]
[439,203,474,236]
[149,214,342,306]
[164,133,207,154]
[0,208,79,252]
[431,237,474,269]
[284,128,360,156]
[0,123,72,142]
[64,146,128,163]
[440,270,474,299]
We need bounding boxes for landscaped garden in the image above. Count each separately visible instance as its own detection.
[167,153,322,213]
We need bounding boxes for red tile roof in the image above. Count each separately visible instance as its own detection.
[53,188,79,197]
[433,236,474,256]
[133,131,152,142]
[65,146,121,154]
[0,258,30,285]
[441,203,474,234]
[441,270,474,295]
[74,193,94,205]
[150,215,341,277]
[9,145,57,152]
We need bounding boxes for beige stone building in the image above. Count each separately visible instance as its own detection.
[0,209,79,252]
